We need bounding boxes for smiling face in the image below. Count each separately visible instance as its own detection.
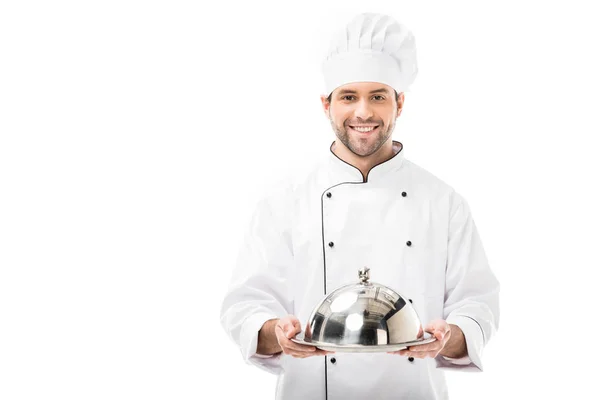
[321,82,404,157]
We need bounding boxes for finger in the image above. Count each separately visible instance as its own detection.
[276,331,317,353]
[288,349,332,358]
[283,324,299,338]
[388,349,410,356]
[278,335,323,353]
[286,323,301,338]
[282,342,319,353]
[277,322,294,336]
[424,319,447,334]
[423,328,445,342]
[387,350,407,356]
[434,330,445,342]
[282,347,317,356]
[286,351,310,359]
[277,322,301,340]
[406,343,442,352]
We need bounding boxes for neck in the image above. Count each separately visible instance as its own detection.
[332,139,398,181]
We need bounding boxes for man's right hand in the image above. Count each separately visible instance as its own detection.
[275,315,333,358]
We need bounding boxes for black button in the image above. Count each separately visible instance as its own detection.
[326,192,332,198]
[330,357,336,364]
[329,242,334,247]
[402,192,407,197]
[408,357,414,362]
[406,241,412,246]
[409,299,413,303]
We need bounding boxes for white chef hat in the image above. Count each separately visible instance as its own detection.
[322,12,418,96]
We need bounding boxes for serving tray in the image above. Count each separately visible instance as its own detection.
[290,332,437,353]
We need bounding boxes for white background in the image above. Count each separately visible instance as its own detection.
[1,0,599,399]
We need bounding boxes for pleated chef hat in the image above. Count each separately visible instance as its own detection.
[322,12,418,96]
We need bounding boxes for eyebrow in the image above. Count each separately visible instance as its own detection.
[336,88,391,95]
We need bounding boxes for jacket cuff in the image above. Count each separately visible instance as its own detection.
[240,312,283,375]
[441,354,472,365]
[435,315,485,372]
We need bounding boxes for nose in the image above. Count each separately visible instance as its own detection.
[354,98,373,121]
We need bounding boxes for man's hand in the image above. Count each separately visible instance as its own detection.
[387,319,452,359]
[275,315,334,358]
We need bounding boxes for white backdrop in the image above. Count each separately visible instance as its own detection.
[1,0,599,399]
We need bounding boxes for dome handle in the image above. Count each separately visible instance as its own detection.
[358,267,370,283]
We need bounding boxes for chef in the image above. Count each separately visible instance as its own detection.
[220,12,500,400]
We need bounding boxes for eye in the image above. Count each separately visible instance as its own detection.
[373,95,385,101]
[342,95,355,101]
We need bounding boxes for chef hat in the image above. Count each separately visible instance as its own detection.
[322,12,418,96]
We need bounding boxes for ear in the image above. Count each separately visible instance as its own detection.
[320,94,331,117]
[396,92,405,118]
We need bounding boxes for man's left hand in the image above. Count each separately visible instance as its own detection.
[387,319,451,359]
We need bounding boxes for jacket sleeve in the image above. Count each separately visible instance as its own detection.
[435,191,500,372]
[220,186,295,375]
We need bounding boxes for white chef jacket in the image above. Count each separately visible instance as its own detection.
[220,140,500,400]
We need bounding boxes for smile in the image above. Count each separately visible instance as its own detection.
[349,125,380,135]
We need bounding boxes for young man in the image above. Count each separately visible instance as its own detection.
[220,12,500,399]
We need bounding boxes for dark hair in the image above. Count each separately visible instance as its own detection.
[327,89,399,104]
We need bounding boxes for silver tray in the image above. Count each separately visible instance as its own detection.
[291,331,437,353]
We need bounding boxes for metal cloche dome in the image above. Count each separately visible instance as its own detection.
[292,267,436,353]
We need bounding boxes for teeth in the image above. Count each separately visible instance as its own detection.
[352,126,377,132]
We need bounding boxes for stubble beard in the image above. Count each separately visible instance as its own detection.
[329,116,395,157]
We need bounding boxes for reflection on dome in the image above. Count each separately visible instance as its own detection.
[329,291,358,312]
[345,313,364,331]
